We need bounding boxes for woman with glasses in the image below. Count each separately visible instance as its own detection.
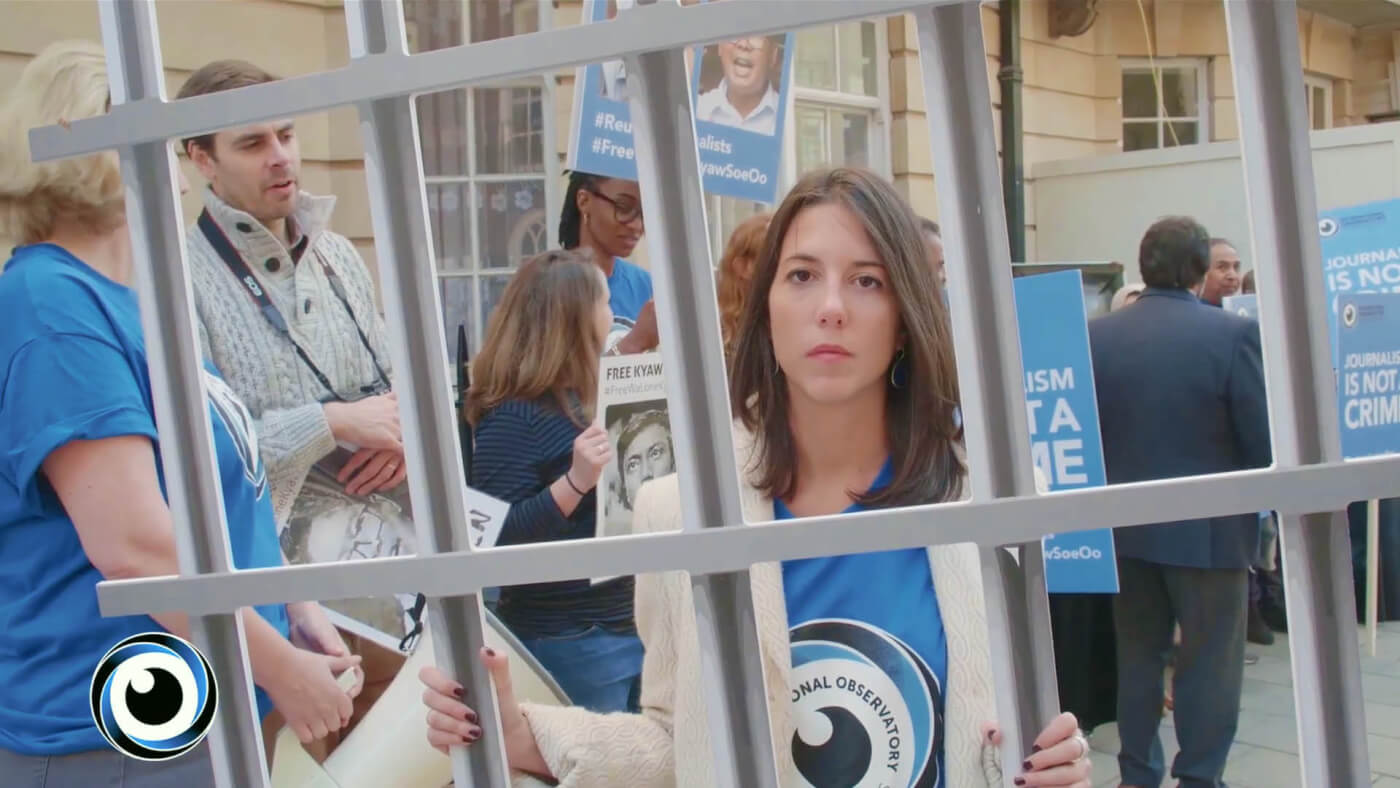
[465,249,644,714]
[560,170,657,354]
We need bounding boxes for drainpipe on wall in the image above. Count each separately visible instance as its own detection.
[999,0,1026,263]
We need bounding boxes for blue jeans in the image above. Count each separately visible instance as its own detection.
[518,624,644,713]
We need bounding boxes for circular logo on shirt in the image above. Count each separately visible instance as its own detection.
[203,371,267,498]
[788,619,942,788]
[90,633,218,761]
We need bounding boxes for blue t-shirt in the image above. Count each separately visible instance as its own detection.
[778,461,949,788]
[0,244,290,756]
[607,258,653,329]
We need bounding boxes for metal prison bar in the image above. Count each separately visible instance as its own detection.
[25,0,1400,784]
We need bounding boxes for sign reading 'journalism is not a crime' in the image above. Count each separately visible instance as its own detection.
[1318,198,1400,369]
[1336,293,1400,460]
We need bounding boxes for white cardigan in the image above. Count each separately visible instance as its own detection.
[515,431,1002,787]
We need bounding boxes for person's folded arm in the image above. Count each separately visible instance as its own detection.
[44,434,300,684]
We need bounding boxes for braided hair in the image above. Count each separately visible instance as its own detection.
[559,169,605,249]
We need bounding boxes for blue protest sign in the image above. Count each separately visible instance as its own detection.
[566,0,793,203]
[1336,293,1400,460]
[566,0,641,181]
[1014,270,1118,593]
[689,9,794,203]
[1319,198,1400,367]
[1223,293,1258,321]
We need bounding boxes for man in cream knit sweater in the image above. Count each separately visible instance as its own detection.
[176,59,409,759]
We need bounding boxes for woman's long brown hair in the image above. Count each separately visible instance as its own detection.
[716,212,772,368]
[465,249,607,427]
[728,167,964,508]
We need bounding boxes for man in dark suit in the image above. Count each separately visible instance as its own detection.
[1089,216,1272,788]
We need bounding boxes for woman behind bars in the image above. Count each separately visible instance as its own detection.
[0,41,361,784]
[465,249,644,714]
[425,169,1091,787]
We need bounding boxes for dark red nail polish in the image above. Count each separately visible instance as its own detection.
[1031,744,1043,753]
[452,686,465,699]
[1022,759,1032,772]
[484,647,497,657]
[466,728,482,742]
[987,729,998,742]
[1014,779,1026,787]
[465,710,478,724]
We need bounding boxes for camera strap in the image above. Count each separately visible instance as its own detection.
[198,209,390,401]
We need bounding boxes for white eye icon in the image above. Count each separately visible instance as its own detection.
[108,651,201,742]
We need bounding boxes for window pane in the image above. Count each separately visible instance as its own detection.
[1164,121,1198,147]
[839,111,870,168]
[1160,68,1198,117]
[837,21,878,97]
[476,180,548,270]
[416,90,469,176]
[1311,85,1328,130]
[480,274,513,338]
[470,0,539,42]
[795,26,837,91]
[440,277,475,356]
[474,87,545,174]
[427,183,471,271]
[405,0,463,53]
[795,105,829,176]
[1122,121,1158,152]
[1122,71,1158,118]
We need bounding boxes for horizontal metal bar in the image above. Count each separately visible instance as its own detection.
[28,0,951,163]
[98,455,1400,617]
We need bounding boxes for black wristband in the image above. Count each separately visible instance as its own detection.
[564,472,586,496]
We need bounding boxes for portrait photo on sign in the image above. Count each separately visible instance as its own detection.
[280,446,420,646]
[600,399,675,539]
[695,34,786,136]
[595,0,634,101]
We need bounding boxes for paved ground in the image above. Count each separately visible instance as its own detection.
[1085,622,1400,787]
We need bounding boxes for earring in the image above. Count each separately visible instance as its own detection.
[889,347,908,389]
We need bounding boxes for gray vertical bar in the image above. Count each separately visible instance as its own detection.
[98,2,268,785]
[624,2,780,784]
[913,1,1061,774]
[1223,1,1371,784]
[344,2,508,786]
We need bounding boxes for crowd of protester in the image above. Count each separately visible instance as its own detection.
[3,36,1377,788]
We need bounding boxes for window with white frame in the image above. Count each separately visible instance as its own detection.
[1305,74,1333,130]
[407,0,555,356]
[1120,58,1209,152]
[707,19,890,262]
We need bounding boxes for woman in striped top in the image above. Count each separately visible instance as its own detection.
[464,249,643,714]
